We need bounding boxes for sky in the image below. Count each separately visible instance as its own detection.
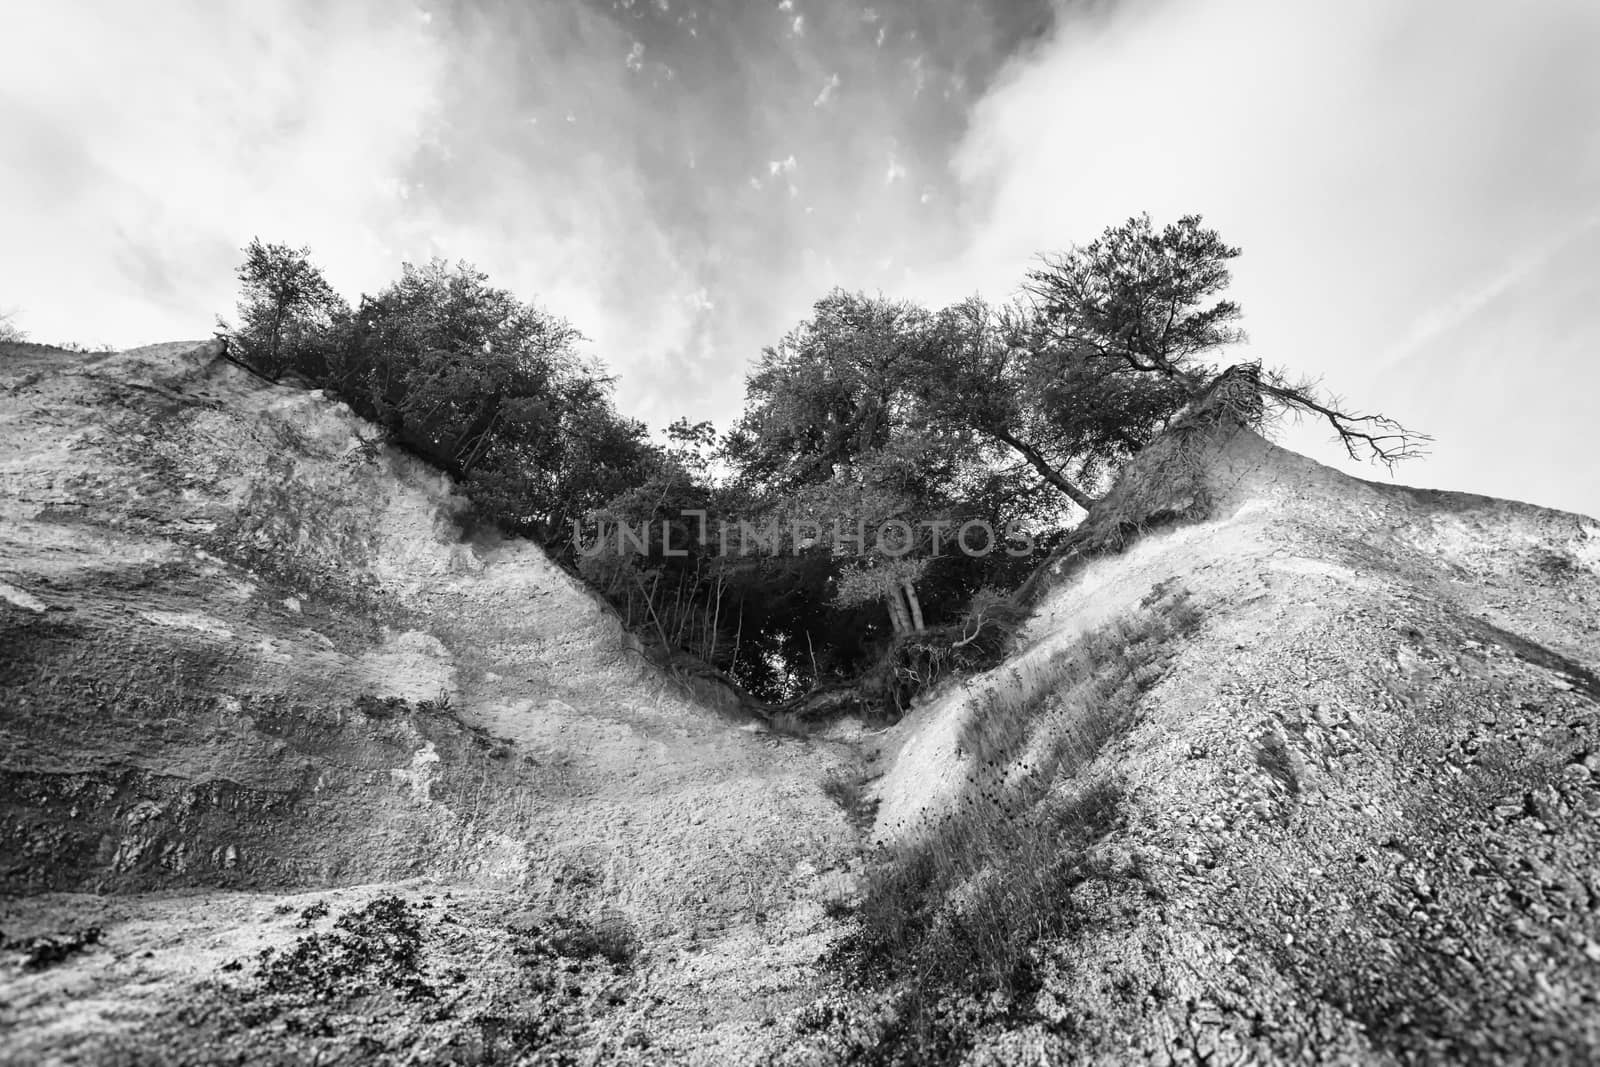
[2,0,1597,517]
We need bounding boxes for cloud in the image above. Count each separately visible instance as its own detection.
[934,0,1600,514]
[3,1,1055,430]
[1378,214,1600,374]
[813,73,840,108]
[8,0,1590,517]
[0,0,442,346]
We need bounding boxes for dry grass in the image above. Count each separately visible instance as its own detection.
[821,584,1202,1063]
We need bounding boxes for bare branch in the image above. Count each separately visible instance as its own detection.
[1256,370,1431,468]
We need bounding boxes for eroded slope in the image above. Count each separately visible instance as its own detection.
[807,426,1600,1064]
[0,343,858,1064]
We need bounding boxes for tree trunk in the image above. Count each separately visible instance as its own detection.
[267,304,288,379]
[902,580,926,632]
[886,588,910,633]
[988,427,1097,511]
[451,395,504,474]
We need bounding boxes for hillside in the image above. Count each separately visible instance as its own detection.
[3,341,1599,1064]
[0,342,861,1063]
[844,423,1600,1063]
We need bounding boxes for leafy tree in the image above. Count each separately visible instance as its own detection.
[1026,213,1245,383]
[728,292,952,633]
[229,239,348,379]
[336,259,651,541]
[914,297,1190,510]
[1027,213,1428,465]
[726,289,929,490]
[223,246,653,546]
[711,291,1058,700]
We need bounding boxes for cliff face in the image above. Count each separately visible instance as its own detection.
[0,343,858,1063]
[851,424,1600,1064]
[3,342,1599,1064]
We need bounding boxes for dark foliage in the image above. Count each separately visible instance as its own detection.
[816,589,1202,1063]
[223,211,1420,717]
[228,247,654,545]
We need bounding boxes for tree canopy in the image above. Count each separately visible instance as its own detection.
[229,238,349,380]
[1026,213,1428,466]
[1026,212,1246,381]
[224,212,1423,715]
[229,249,652,544]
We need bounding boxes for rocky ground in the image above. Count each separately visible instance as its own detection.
[3,341,1599,1064]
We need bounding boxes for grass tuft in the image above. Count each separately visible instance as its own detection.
[821,584,1202,1063]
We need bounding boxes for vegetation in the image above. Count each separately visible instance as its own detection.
[224,242,655,545]
[226,239,347,381]
[1027,214,1430,466]
[0,308,25,343]
[222,214,1420,715]
[810,585,1203,1064]
[251,894,435,1003]
[0,310,113,356]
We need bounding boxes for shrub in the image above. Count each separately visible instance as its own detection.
[541,911,639,969]
[228,239,348,381]
[834,779,1126,1063]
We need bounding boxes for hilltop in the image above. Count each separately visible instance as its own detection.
[2,341,1598,1063]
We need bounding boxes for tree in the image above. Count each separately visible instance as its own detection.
[716,290,1060,701]
[223,247,653,546]
[729,292,952,636]
[340,258,652,541]
[230,239,348,379]
[1026,213,1244,385]
[726,289,929,490]
[1027,214,1427,466]
[915,298,1191,511]
[834,555,930,635]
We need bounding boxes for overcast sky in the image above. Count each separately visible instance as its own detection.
[3,0,1596,517]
